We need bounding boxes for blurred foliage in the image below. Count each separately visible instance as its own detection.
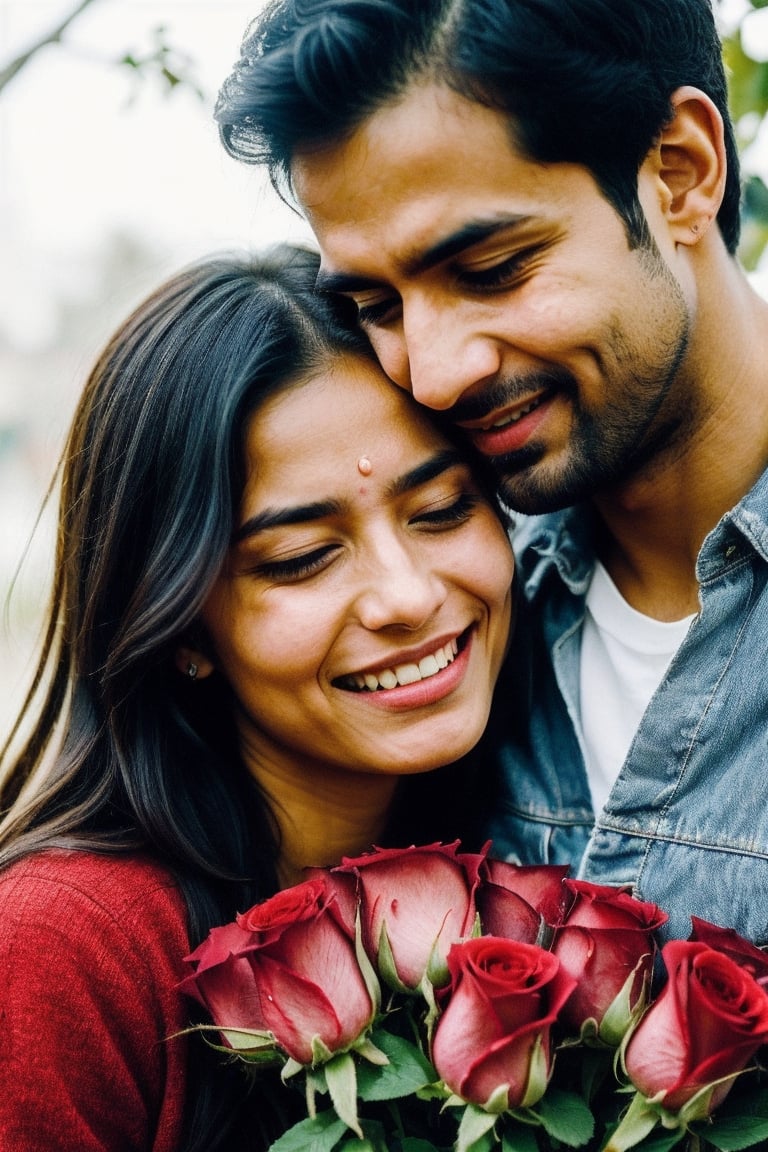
[0,0,204,100]
[719,0,768,267]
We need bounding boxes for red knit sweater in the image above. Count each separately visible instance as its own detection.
[0,850,191,1150]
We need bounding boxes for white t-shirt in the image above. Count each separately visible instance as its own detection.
[580,560,695,814]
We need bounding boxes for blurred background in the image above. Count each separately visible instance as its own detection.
[2,0,768,743]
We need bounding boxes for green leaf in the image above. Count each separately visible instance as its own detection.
[268,1109,350,1152]
[357,1030,436,1102]
[401,1141,444,1152]
[536,1089,595,1147]
[501,1126,540,1152]
[325,1052,362,1138]
[696,1114,768,1151]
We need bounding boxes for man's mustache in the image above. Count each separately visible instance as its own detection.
[447,367,577,423]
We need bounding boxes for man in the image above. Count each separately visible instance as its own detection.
[215,0,768,942]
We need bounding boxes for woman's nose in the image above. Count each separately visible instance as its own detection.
[354,542,447,631]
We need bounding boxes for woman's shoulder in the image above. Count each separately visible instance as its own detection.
[0,852,191,1150]
[0,848,188,960]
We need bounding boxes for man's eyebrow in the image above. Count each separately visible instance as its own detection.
[315,214,531,293]
[232,449,466,542]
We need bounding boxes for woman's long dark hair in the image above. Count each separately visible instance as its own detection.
[0,244,501,1149]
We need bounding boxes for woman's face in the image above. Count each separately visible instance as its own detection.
[194,355,514,787]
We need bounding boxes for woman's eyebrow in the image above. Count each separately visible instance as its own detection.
[233,448,467,543]
[387,448,467,496]
[233,499,342,543]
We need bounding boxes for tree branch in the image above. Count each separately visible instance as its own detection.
[0,0,101,94]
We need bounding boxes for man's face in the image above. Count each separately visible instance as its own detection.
[292,83,697,514]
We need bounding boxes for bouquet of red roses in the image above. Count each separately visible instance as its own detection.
[180,842,768,1152]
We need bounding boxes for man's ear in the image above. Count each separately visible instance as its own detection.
[174,642,215,681]
[651,85,727,245]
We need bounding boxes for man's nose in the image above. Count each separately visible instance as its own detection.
[402,300,504,412]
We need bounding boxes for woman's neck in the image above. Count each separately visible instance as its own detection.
[250,757,401,889]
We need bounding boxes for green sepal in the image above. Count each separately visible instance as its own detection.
[598,958,652,1048]
[352,1035,389,1067]
[376,922,414,995]
[480,1082,514,1115]
[456,1104,499,1152]
[600,1090,667,1152]
[311,1033,335,1067]
[354,907,382,1017]
[325,1051,362,1138]
[280,1057,304,1082]
[520,1032,550,1108]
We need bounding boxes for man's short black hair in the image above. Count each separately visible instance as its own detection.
[216,0,741,253]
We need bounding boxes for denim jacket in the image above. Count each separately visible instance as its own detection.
[482,466,768,944]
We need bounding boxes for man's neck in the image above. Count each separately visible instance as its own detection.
[593,264,768,621]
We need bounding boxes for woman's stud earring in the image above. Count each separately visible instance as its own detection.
[187,662,198,680]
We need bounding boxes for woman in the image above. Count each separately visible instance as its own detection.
[0,245,514,1151]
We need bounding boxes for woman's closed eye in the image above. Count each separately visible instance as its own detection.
[412,491,482,529]
[253,545,340,583]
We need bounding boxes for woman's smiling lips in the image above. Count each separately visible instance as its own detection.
[334,629,474,710]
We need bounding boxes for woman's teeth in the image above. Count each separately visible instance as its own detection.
[346,638,459,692]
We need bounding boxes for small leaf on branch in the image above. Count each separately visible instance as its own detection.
[356,1030,436,1101]
[267,1109,349,1152]
[537,1088,595,1146]
[695,1113,768,1151]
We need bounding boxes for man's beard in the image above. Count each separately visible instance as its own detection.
[458,321,692,516]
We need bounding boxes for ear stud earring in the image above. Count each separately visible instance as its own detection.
[187,662,198,680]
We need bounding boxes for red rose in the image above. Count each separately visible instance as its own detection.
[624,939,768,1114]
[689,916,768,984]
[431,937,577,1111]
[551,880,667,1041]
[181,876,376,1066]
[477,859,570,944]
[335,841,486,990]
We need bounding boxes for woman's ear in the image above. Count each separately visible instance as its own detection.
[174,643,215,682]
[649,85,727,246]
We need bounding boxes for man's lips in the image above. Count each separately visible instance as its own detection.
[459,393,552,457]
